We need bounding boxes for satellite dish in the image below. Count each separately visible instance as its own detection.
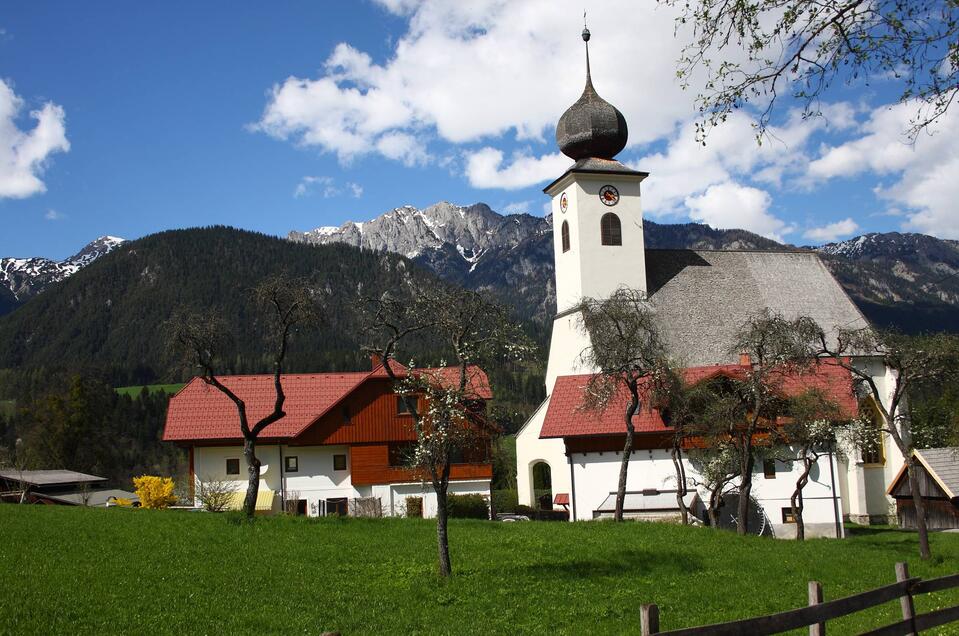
[259,464,269,476]
[716,492,771,536]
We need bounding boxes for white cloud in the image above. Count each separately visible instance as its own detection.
[255,1,712,168]
[685,182,794,242]
[295,176,365,199]
[502,200,533,215]
[465,147,568,190]
[803,218,859,243]
[0,79,70,199]
[44,208,64,221]
[806,100,959,238]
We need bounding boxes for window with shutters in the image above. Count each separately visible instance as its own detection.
[600,213,622,245]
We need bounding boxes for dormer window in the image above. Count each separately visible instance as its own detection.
[561,221,570,252]
[601,213,622,246]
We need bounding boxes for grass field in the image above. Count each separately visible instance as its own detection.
[1,507,957,635]
[114,383,185,397]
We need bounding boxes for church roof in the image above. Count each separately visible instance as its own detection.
[540,359,859,439]
[644,249,870,366]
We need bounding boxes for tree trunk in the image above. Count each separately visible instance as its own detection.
[707,484,723,528]
[614,385,640,522]
[435,481,452,577]
[791,454,813,541]
[671,444,688,525]
[242,436,261,518]
[906,456,932,560]
[736,442,755,535]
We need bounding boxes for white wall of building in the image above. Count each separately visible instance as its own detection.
[515,398,571,508]
[193,444,490,518]
[568,446,844,538]
[547,172,647,313]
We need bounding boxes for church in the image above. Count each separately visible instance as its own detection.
[515,27,903,537]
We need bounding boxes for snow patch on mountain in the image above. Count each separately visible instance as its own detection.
[0,236,126,302]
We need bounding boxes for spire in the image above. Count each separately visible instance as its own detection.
[555,20,628,161]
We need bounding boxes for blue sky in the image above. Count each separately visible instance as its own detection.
[2,1,957,259]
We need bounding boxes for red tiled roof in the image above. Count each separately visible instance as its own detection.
[540,359,858,439]
[163,362,494,443]
[163,373,370,442]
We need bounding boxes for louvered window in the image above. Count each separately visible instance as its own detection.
[600,213,622,245]
[561,221,570,252]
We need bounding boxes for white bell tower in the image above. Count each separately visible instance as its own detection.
[542,23,648,389]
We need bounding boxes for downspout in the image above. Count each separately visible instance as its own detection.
[567,443,577,522]
[828,443,842,539]
[279,445,286,513]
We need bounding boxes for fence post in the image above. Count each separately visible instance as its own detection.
[896,562,916,636]
[641,604,660,636]
[808,580,825,636]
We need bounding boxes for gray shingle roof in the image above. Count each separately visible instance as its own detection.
[918,447,959,497]
[645,249,869,366]
[0,469,107,487]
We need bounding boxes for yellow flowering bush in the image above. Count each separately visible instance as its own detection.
[133,475,177,509]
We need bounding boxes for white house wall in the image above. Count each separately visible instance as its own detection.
[568,446,844,538]
[193,445,490,519]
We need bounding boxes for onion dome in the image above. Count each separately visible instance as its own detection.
[555,26,628,161]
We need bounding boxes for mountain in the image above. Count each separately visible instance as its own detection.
[0,236,125,315]
[289,202,782,322]
[290,203,959,333]
[814,233,959,332]
[0,227,445,386]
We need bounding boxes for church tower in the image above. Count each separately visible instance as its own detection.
[543,25,648,388]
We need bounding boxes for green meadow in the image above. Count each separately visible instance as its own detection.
[1,506,957,635]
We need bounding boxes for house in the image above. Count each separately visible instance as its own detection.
[0,469,139,507]
[162,358,495,517]
[887,448,959,530]
[515,27,903,537]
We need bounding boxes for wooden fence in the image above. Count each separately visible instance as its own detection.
[641,562,959,635]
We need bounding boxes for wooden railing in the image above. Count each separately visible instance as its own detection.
[641,562,959,635]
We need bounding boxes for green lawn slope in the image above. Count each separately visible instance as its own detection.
[0,507,957,635]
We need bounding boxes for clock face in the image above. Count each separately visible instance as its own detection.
[560,192,568,213]
[599,185,620,206]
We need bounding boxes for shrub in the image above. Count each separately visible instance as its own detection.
[447,493,489,519]
[133,476,177,509]
[405,496,423,518]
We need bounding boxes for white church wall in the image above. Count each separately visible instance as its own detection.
[545,313,596,391]
[568,446,844,538]
[515,398,571,508]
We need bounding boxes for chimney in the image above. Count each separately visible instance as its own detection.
[371,352,383,369]
[739,351,751,366]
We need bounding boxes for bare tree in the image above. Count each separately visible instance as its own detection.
[687,441,741,528]
[361,283,532,576]
[170,275,318,518]
[662,0,959,141]
[195,476,235,512]
[577,288,669,522]
[817,328,959,559]
[724,310,822,535]
[0,439,31,504]
[779,389,849,540]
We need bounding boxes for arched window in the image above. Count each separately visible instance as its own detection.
[600,213,622,246]
[561,220,570,252]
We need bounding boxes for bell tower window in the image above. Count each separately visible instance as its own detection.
[561,221,570,253]
[600,213,622,246]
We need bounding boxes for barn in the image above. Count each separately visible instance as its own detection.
[887,448,959,530]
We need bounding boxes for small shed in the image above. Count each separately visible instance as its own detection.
[887,447,959,530]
